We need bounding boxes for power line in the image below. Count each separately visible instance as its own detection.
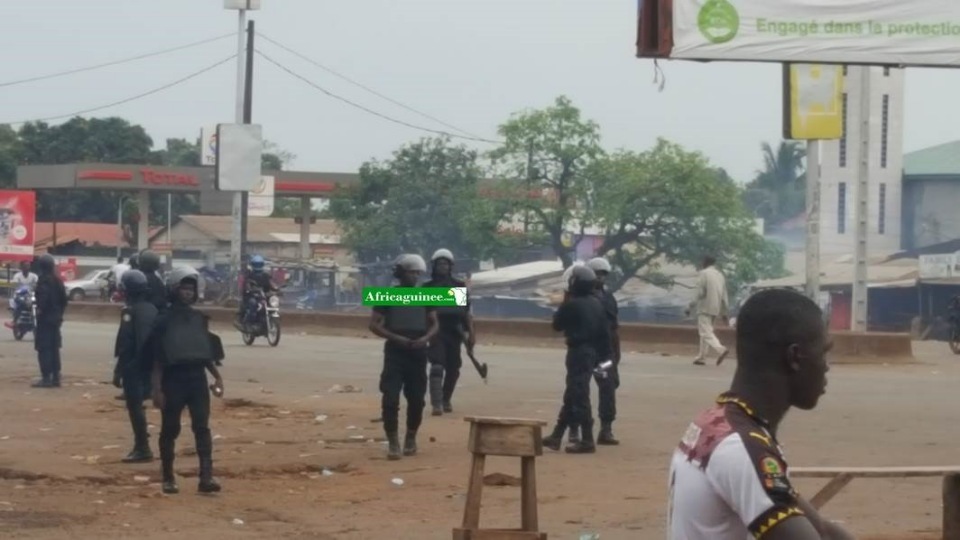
[255,50,502,145]
[0,33,235,89]
[258,33,484,140]
[2,55,236,126]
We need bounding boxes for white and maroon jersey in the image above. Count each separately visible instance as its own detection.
[667,393,805,540]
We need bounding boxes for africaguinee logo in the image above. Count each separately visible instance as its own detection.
[362,287,468,307]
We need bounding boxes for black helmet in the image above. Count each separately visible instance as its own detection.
[120,269,149,299]
[165,266,200,303]
[36,254,56,274]
[139,250,161,273]
[568,265,597,296]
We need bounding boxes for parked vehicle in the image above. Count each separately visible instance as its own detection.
[64,269,110,301]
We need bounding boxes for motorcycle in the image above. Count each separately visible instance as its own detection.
[9,286,36,341]
[239,285,281,347]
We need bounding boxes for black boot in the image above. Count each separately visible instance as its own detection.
[543,423,567,451]
[429,373,444,416]
[198,457,221,493]
[568,425,581,444]
[122,443,154,463]
[160,439,179,494]
[566,421,596,454]
[386,431,402,461]
[31,375,52,388]
[50,373,61,388]
[403,431,418,456]
[597,421,620,446]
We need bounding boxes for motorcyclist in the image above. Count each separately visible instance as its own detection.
[236,255,277,328]
[9,261,38,320]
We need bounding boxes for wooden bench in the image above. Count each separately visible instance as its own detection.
[792,466,960,539]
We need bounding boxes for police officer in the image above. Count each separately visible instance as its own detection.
[138,250,167,313]
[33,254,68,388]
[129,254,140,271]
[581,257,621,445]
[423,249,475,416]
[112,270,158,463]
[368,254,439,460]
[149,266,225,495]
[542,265,610,454]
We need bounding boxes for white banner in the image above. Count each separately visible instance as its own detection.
[673,0,960,66]
[248,175,275,217]
[919,252,960,279]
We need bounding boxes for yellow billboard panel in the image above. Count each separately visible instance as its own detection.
[783,63,844,140]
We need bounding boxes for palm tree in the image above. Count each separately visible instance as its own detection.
[746,141,807,226]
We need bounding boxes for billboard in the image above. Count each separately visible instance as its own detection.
[0,190,36,262]
[783,63,844,140]
[644,0,960,67]
[215,123,263,191]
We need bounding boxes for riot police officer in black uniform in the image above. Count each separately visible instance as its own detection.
[33,254,68,388]
[138,250,167,313]
[149,266,225,494]
[423,249,475,416]
[542,265,610,454]
[568,257,622,446]
[112,270,158,463]
[369,254,439,460]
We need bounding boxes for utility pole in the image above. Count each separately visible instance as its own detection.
[240,20,255,263]
[804,140,820,302]
[228,6,247,295]
[852,65,871,332]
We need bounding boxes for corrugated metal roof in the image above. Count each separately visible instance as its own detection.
[470,260,565,287]
[903,140,960,177]
[754,258,919,289]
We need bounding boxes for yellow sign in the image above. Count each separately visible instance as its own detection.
[783,63,844,140]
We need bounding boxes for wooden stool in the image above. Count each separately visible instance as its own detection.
[453,416,548,540]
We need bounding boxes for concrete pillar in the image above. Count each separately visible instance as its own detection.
[300,196,311,261]
[137,190,150,251]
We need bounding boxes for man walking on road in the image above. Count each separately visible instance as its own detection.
[689,256,729,366]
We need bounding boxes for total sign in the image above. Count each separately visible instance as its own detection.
[672,0,960,67]
[201,126,217,166]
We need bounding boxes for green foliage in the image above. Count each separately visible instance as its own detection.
[489,96,604,267]
[329,137,508,263]
[743,140,807,227]
[586,139,784,293]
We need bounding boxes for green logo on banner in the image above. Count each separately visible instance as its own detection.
[698,0,740,44]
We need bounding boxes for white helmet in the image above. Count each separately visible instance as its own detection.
[395,254,427,273]
[586,257,611,273]
[431,249,454,263]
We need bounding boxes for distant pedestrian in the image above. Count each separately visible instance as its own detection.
[33,254,67,388]
[688,256,729,366]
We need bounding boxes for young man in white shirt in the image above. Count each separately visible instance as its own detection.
[667,289,854,540]
[9,261,39,311]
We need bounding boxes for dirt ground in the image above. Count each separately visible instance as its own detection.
[0,321,956,539]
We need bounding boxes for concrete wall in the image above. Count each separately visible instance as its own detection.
[819,66,904,257]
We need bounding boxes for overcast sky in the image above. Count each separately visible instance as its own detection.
[1,0,957,183]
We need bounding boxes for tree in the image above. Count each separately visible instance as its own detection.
[329,137,508,264]
[0,125,22,188]
[490,96,604,268]
[743,140,807,227]
[587,139,785,293]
